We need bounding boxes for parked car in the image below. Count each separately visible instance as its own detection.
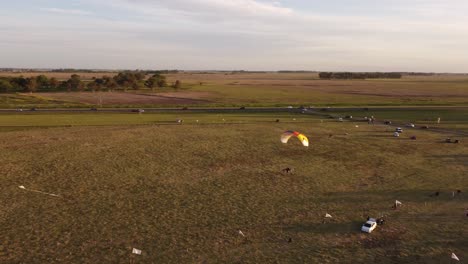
[396,127,403,133]
[421,125,429,129]
[30,108,37,111]
[406,123,415,128]
[132,109,145,113]
[384,120,392,125]
[287,106,293,109]
[361,218,378,233]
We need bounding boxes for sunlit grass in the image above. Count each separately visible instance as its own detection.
[0,114,466,263]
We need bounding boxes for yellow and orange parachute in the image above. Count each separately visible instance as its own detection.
[281,131,309,147]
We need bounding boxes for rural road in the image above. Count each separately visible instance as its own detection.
[0,106,466,136]
[0,106,466,113]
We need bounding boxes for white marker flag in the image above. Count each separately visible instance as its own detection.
[238,230,245,237]
[325,213,332,218]
[132,248,142,255]
[451,253,460,261]
[395,200,402,206]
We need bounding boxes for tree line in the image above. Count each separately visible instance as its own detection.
[0,71,182,93]
[319,72,402,79]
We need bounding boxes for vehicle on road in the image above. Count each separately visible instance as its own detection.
[361,218,378,233]
[396,127,403,133]
[132,109,145,113]
[406,123,415,128]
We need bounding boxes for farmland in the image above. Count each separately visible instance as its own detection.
[1,72,467,108]
[0,71,467,263]
[0,112,467,263]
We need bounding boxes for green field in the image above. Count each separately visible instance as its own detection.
[175,73,468,107]
[0,113,466,263]
[327,108,468,133]
[0,94,85,109]
[1,73,468,108]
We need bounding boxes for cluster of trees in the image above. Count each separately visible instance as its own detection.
[0,75,60,93]
[319,72,402,79]
[0,71,182,93]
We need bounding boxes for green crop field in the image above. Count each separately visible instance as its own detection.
[0,113,466,263]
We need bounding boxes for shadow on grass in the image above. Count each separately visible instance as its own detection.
[428,154,468,167]
[317,189,467,204]
[283,221,362,234]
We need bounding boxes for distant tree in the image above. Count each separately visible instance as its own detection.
[49,77,59,90]
[88,78,103,92]
[155,74,167,88]
[173,80,181,89]
[144,77,157,92]
[132,82,140,90]
[24,77,37,93]
[11,77,28,91]
[319,72,402,80]
[36,75,49,90]
[103,76,118,91]
[134,72,146,81]
[0,79,13,93]
[87,82,98,92]
[69,74,83,91]
[319,72,333,79]
[145,74,167,92]
[60,80,72,92]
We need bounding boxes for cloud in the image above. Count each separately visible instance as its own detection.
[104,0,292,20]
[40,7,92,16]
[0,0,467,71]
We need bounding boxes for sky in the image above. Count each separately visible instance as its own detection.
[0,0,467,72]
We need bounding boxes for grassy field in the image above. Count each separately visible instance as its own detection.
[0,94,86,109]
[1,72,467,108]
[166,73,468,107]
[326,108,468,133]
[0,113,466,263]
[0,112,317,128]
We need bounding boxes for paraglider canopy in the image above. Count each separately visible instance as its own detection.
[281,131,309,147]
